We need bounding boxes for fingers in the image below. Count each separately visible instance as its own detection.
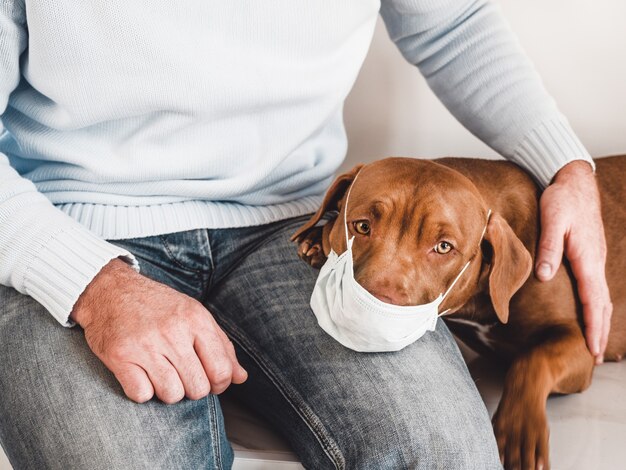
[112,362,155,403]
[220,335,248,384]
[568,250,611,358]
[537,170,612,359]
[83,274,248,405]
[582,293,612,361]
[143,355,186,404]
[195,328,247,395]
[112,339,232,405]
[157,315,247,400]
[535,195,565,282]
[166,349,211,400]
[599,302,613,360]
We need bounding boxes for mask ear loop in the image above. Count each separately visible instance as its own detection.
[438,209,492,318]
[343,170,362,249]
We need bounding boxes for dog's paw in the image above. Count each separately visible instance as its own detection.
[493,397,550,470]
[296,226,327,268]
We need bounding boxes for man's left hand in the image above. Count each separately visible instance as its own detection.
[535,160,612,363]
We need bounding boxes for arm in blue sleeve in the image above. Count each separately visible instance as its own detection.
[380,0,593,186]
[0,1,138,326]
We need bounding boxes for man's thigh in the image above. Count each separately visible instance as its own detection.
[206,217,502,470]
[0,233,231,470]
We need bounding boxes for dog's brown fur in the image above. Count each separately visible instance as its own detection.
[291,156,626,470]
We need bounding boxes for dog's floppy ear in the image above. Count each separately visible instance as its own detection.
[290,164,364,243]
[483,212,532,324]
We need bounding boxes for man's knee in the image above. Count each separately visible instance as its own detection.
[0,382,233,470]
[340,408,501,469]
[311,339,502,469]
[0,286,233,470]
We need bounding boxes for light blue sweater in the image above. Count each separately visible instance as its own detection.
[0,0,592,326]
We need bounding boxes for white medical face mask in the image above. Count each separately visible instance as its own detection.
[310,172,491,352]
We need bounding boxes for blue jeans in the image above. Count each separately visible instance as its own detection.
[0,215,501,469]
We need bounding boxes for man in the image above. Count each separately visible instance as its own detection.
[0,1,611,468]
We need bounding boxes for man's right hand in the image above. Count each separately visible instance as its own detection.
[71,258,248,404]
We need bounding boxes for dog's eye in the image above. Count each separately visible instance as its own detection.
[434,241,453,254]
[354,220,371,235]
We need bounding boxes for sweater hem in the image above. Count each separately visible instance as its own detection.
[56,196,324,241]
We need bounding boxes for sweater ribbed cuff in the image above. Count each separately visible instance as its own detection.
[21,225,139,327]
[512,116,595,188]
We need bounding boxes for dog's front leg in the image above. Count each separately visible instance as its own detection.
[296,219,335,269]
[492,324,594,470]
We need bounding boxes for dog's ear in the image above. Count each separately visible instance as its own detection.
[482,212,532,324]
[290,164,364,243]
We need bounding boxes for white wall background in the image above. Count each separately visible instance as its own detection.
[2,1,626,469]
[342,0,626,173]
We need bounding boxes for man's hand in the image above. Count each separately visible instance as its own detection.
[71,258,248,403]
[535,160,612,363]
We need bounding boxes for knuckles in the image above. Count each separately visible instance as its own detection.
[159,387,186,405]
[128,388,154,404]
[186,381,211,401]
[210,367,233,388]
[107,342,137,363]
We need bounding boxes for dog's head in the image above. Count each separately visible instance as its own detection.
[292,157,532,323]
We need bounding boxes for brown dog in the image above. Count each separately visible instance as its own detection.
[291,156,626,470]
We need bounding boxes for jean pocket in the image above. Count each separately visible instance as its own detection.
[109,229,212,275]
[158,229,213,274]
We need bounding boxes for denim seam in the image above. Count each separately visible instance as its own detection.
[158,234,208,274]
[209,394,224,470]
[214,313,346,470]
[202,229,215,273]
[201,230,216,299]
